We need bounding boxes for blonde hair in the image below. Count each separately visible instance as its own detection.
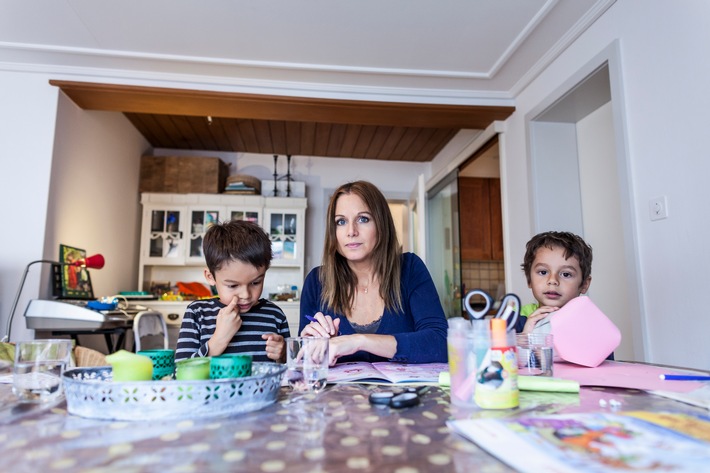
[319,181,402,317]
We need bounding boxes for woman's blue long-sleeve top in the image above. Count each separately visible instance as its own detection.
[299,252,448,364]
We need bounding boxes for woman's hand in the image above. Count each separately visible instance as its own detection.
[327,334,397,366]
[521,305,559,333]
[262,333,285,362]
[327,335,359,366]
[300,312,340,338]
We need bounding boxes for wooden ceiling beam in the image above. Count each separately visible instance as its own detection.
[50,80,515,129]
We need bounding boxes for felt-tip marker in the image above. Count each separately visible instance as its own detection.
[305,314,317,323]
[659,374,710,381]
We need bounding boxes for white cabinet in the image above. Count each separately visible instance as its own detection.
[138,193,306,305]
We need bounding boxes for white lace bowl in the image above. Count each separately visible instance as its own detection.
[63,362,286,420]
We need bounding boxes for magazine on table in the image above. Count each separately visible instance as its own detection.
[327,361,448,385]
[448,410,710,473]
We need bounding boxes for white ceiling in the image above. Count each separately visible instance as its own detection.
[0,0,615,104]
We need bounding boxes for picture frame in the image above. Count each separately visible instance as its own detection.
[59,244,95,299]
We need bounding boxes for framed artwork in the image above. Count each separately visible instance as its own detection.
[59,244,94,299]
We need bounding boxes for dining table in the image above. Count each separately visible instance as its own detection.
[1,363,709,473]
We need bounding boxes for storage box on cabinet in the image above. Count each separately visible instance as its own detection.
[140,156,229,194]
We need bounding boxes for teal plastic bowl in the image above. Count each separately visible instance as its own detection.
[210,354,252,379]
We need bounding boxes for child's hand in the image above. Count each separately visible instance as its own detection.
[522,305,559,333]
[208,297,242,355]
[262,333,285,362]
[300,312,340,337]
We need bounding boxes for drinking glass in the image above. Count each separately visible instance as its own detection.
[516,333,554,376]
[13,339,73,403]
[286,337,329,392]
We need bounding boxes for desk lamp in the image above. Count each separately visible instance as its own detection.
[3,254,105,342]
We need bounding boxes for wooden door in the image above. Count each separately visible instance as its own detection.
[458,177,492,260]
[489,179,504,260]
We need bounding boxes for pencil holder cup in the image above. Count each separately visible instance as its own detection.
[137,349,175,380]
[175,358,211,381]
[210,354,253,379]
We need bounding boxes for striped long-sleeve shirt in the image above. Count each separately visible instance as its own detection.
[175,298,290,362]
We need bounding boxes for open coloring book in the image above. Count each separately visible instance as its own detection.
[448,411,710,473]
[327,361,448,385]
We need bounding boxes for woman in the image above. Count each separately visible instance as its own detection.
[299,180,447,365]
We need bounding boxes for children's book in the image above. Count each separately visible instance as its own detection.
[448,410,710,473]
[327,361,448,385]
[649,384,710,410]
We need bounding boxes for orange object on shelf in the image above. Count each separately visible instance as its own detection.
[176,282,212,298]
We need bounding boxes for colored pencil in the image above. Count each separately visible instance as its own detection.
[659,374,710,381]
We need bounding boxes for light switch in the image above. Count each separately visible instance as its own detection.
[649,196,668,221]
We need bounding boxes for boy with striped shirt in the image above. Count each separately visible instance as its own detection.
[176,220,289,363]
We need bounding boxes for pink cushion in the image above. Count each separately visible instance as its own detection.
[549,296,621,367]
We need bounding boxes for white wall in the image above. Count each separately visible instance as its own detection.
[529,121,584,235]
[0,81,150,342]
[0,72,58,341]
[44,93,149,299]
[153,149,430,273]
[577,102,633,360]
[502,0,710,369]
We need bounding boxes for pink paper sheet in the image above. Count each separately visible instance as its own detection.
[554,361,704,393]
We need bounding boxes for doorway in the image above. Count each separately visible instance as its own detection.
[458,138,506,305]
[527,53,642,360]
[426,171,461,318]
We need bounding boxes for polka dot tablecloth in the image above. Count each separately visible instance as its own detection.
[0,382,705,472]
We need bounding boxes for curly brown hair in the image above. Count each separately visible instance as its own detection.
[521,231,593,285]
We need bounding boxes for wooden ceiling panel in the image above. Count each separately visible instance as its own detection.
[366,126,392,160]
[285,122,301,156]
[54,80,515,162]
[299,122,317,157]
[250,120,272,154]
[167,116,199,149]
[400,128,436,163]
[389,128,421,162]
[326,124,347,158]
[236,119,259,152]
[212,119,233,151]
[375,127,406,161]
[338,124,361,158]
[313,123,332,158]
[268,121,288,156]
[220,118,246,151]
[351,126,377,159]
[414,128,458,163]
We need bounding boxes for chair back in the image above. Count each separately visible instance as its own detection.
[133,311,169,352]
[74,345,107,367]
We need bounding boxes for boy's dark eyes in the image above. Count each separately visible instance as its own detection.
[561,271,574,278]
[226,280,262,288]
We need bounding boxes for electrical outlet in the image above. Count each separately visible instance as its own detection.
[649,196,668,221]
